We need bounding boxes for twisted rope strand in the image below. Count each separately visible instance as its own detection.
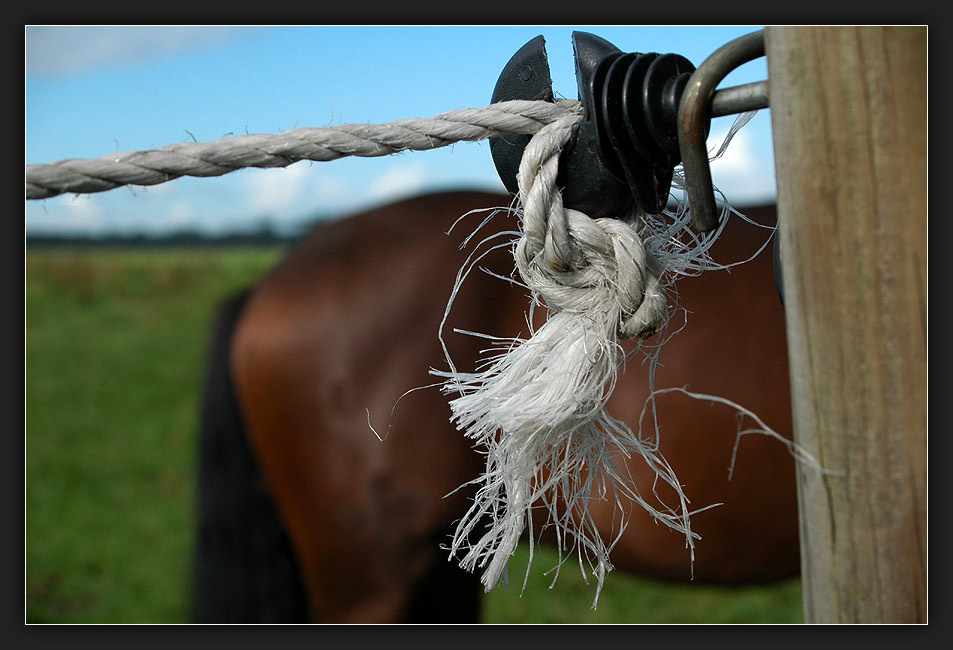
[437,102,687,604]
[514,113,667,340]
[25,99,583,200]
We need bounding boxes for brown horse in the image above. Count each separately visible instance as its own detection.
[191,189,797,623]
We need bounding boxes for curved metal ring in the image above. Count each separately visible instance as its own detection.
[677,29,767,232]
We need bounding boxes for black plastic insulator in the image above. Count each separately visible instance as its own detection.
[489,32,709,218]
[594,50,701,214]
[488,36,554,199]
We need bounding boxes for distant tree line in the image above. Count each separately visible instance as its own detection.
[25,223,310,249]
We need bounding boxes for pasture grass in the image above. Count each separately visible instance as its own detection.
[483,544,803,623]
[25,246,284,624]
[24,246,803,624]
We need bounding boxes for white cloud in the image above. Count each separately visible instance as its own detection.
[25,26,249,76]
[25,193,107,235]
[239,158,434,227]
[168,201,195,231]
[239,161,362,226]
[368,160,428,203]
[307,173,356,212]
[706,125,776,205]
[63,194,103,222]
[244,164,312,216]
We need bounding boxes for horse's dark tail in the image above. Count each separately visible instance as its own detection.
[191,288,310,623]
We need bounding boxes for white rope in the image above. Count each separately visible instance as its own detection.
[24,99,582,200]
[433,110,757,606]
[30,88,772,604]
[31,87,801,606]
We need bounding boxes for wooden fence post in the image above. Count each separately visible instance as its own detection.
[764,26,927,623]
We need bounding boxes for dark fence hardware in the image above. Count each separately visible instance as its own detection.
[490,29,769,232]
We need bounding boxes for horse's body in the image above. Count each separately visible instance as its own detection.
[193,190,798,623]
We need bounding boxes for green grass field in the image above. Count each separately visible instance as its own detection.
[24,247,803,624]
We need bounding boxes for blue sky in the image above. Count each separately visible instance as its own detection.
[25,25,776,237]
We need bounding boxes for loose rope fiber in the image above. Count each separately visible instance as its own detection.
[24,99,582,200]
[30,93,800,607]
[431,110,772,606]
[433,108,683,604]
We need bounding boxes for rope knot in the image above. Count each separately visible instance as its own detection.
[434,101,739,605]
[428,103,755,606]
[514,207,667,340]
